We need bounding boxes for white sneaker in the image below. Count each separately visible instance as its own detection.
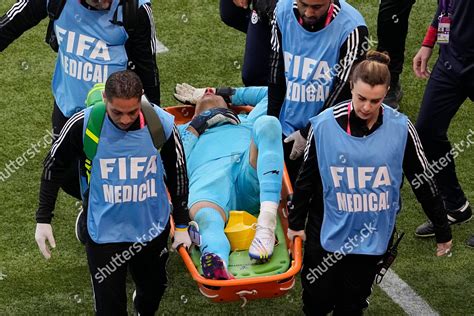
[249,225,276,261]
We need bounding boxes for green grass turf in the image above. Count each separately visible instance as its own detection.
[0,0,472,314]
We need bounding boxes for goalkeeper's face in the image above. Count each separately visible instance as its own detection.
[194,94,227,117]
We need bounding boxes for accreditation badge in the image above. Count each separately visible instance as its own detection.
[437,15,451,44]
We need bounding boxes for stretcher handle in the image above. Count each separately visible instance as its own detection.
[279,277,296,291]
[236,290,258,308]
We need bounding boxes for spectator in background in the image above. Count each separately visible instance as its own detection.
[412,0,473,239]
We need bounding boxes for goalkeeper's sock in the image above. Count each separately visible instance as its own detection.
[252,116,283,204]
[194,207,230,267]
[258,201,278,231]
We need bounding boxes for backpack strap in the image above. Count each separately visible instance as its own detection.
[141,97,167,151]
[83,103,106,183]
[110,0,139,34]
[44,0,67,51]
[46,0,67,20]
[122,0,138,34]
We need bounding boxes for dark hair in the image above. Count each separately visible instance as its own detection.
[104,70,143,101]
[351,50,391,88]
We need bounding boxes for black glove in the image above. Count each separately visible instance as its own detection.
[189,108,240,135]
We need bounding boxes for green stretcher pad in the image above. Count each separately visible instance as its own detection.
[189,216,290,279]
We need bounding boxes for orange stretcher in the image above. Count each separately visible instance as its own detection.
[165,105,303,305]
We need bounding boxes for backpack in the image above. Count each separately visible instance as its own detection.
[45,0,139,52]
[83,84,166,183]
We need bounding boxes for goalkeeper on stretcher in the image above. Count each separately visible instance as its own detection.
[173,84,284,280]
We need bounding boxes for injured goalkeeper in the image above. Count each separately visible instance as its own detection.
[174,84,284,280]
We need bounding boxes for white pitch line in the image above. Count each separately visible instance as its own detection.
[156,39,169,54]
[378,269,439,316]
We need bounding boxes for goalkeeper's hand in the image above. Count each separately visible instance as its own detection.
[189,108,240,135]
[174,83,215,105]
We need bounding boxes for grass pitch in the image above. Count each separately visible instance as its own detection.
[0,0,472,314]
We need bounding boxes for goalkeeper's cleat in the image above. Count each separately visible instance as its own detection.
[201,253,234,280]
[249,225,276,261]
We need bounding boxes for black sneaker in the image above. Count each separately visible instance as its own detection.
[132,290,140,316]
[415,203,472,237]
[74,202,87,244]
[467,235,474,247]
[383,81,403,110]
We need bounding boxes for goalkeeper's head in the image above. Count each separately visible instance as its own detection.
[194,88,228,117]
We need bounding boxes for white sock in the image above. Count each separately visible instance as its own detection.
[257,201,278,231]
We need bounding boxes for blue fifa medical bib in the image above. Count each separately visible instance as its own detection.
[311,105,407,255]
[276,0,365,136]
[51,0,149,117]
[82,106,174,244]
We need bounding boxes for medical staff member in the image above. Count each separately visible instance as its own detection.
[0,0,161,198]
[34,71,190,315]
[287,51,453,314]
[268,0,368,183]
[174,84,284,279]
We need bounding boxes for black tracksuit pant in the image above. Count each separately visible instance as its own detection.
[219,0,271,86]
[377,0,415,85]
[301,233,383,315]
[85,223,170,316]
[415,47,474,211]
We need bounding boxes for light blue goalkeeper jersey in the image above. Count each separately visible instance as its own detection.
[178,87,269,174]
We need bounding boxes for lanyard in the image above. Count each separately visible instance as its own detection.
[139,111,145,128]
[325,3,334,27]
[346,102,352,135]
